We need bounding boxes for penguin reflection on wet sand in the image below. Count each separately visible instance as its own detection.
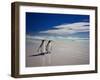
[31,40,52,56]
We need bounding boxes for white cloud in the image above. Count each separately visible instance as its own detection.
[27,22,89,41]
[39,22,89,35]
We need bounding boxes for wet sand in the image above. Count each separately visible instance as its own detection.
[26,38,89,67]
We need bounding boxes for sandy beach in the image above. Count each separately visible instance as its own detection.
[26,38,89,67]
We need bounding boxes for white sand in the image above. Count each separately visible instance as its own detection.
[26,38,89,67]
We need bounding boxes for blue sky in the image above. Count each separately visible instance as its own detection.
[26,12,90,40]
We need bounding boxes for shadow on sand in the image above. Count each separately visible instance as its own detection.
[29,52,51,57]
